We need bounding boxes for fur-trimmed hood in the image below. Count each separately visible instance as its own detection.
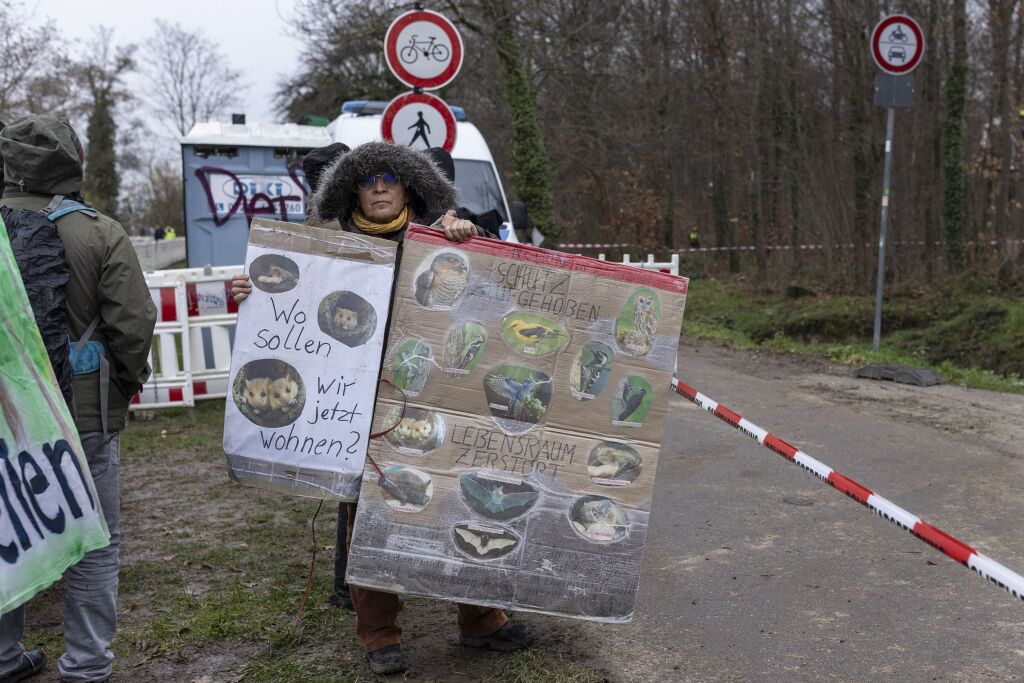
[308,141,457,224]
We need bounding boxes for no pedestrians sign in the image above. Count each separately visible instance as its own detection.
[381,91,457,153]
[871,14,924,75]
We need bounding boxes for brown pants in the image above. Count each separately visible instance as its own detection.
[346,503,507,651]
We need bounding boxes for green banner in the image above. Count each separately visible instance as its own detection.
[0,213,109,615]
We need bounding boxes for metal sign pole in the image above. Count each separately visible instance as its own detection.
[872,106,895,352]
[869,13,922,351]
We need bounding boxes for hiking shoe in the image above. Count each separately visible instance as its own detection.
[0,649,45,683]
[460,621,536,652]
[366,644,408,675]
[327,587,354,610]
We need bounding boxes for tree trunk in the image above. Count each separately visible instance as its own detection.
[990,0,1019,281]
[482,0,558,240]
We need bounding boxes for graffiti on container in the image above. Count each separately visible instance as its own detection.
[195,163,308,227]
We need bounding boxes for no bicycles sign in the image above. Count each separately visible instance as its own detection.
[871,14,924,75]
[384,10,464,90]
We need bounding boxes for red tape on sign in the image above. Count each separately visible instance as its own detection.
[670,376,1024,603]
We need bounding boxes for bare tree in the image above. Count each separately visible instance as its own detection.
[0,3,77,122]
[143,19,247,137]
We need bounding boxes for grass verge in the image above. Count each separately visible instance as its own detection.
[682,277,1024,394]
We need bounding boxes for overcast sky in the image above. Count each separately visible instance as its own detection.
[37,0,301,127]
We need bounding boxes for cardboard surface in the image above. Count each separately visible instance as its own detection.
[347,227,687,621]
[223,218,397,501]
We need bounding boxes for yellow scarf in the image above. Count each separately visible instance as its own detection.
[351,206,409,235]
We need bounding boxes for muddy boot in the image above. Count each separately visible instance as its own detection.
[366,644,408,675]
[460,622,536,652]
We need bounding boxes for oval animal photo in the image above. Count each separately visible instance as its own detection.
[249,254,301,294]
[611,375,653,427]
[382,406,445,454]
[389,338,433,396]
[231,358,305,428]
[442,322,487,378]
[499,312,568,357]
[459,472,539,521]
[587,442,642,485]
[378,465,433,513]
[452,522,521,560]
[569,341,614,399]
[317,291,377,347]
[483,365,553,435]
[569,495,630,543]
[615,287,662,357]
[412,249,470,310]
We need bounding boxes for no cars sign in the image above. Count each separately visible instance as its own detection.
[871,14,924,75]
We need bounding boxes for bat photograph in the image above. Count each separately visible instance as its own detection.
[378,465,434,513]
[451,522,521,560]
[569,495,630,543]
[459,471,539,521]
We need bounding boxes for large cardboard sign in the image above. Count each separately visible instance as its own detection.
[0,219,109,614]
[223,218,397,500]
[347,227,687,622]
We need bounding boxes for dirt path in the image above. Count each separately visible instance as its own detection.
[20,342,1024,681]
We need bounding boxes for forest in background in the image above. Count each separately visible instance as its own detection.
[282,0,1024,292]
[3,1,1024,294]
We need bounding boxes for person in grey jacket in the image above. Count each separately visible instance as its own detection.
[0,114,156,683]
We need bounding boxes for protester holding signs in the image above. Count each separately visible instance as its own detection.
[0,114,156,683]
[231,141,534,675]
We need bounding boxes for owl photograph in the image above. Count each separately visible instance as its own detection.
[413,249,470,310]
[614,287,662,357]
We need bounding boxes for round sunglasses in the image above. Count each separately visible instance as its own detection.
[357,173,402,189]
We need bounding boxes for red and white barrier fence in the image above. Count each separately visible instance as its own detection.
[132,266,242,410]
[670,376,1024,602]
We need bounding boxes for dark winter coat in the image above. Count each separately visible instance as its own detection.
[0,114,157,433]
[307,141,495,246]
[309,141,458,227]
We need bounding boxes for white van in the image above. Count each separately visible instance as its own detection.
[328,100,524,242]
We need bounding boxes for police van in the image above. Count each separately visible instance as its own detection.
[328,100,524,243]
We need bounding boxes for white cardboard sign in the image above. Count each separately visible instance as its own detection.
[223,219,397,500]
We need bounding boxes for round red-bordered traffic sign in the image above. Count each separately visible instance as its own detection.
[382,91,458,153]
[384,10,464,90]
[871,14,924,75]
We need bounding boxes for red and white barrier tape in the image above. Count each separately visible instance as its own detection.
[559,238,1024,252]
[670,376,1024,602]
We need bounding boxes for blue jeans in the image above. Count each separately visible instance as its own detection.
[0,432,121,682]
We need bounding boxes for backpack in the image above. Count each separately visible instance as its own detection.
[2,195,109,435]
